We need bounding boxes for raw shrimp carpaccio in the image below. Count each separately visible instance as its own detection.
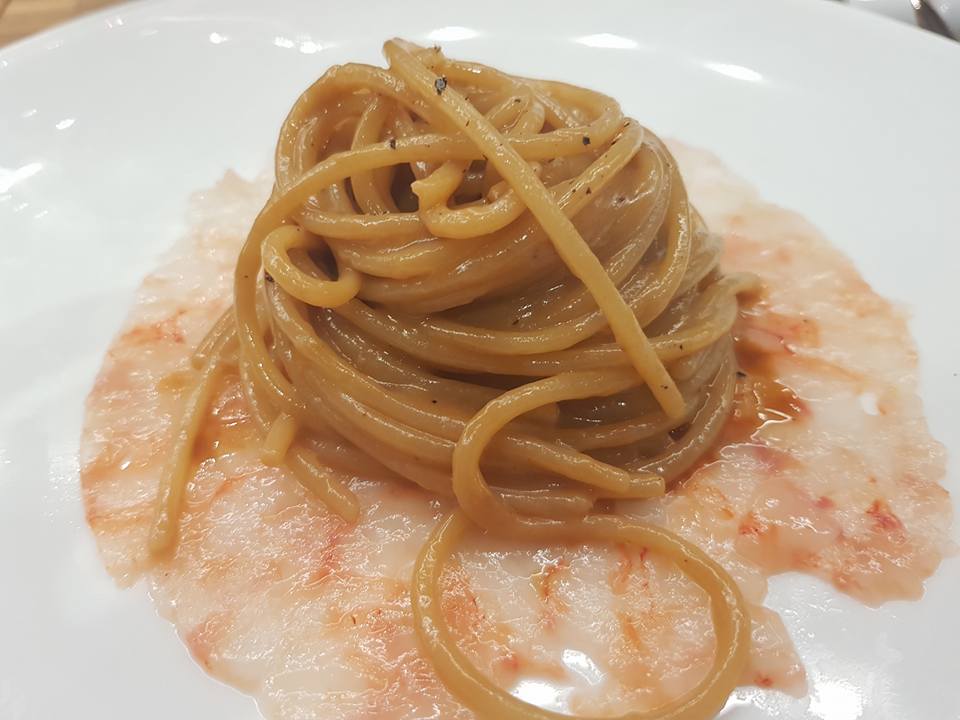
[79,143,952,719]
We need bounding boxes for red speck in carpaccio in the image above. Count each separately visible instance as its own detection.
[866,499,904,534]
[815,496,836,510]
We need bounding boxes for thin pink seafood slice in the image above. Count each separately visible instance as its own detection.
[79,146,952,718]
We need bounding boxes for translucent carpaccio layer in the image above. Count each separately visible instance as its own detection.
[80,142,952,719]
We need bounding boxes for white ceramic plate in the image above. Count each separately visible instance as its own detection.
[1,1,958,718]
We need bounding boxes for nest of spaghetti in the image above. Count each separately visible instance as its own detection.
[152,40,757,720]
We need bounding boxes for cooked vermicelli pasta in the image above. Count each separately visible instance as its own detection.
[150,39,756,719]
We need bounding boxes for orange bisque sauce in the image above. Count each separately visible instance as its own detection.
[728,308,809,445]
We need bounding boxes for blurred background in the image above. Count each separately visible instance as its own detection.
[0,0,956,46]
[0,0,117,45]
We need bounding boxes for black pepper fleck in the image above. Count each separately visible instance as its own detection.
[511,318,520,326]
[660,384,669,390]
[582,135,591,145]
[668,424,690,442]
[264,272,274,283]
[431,399,438,404]
[585,187,592,195]
[434,76,447,95]
[389,138,397,149]
[736,370,747,379]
